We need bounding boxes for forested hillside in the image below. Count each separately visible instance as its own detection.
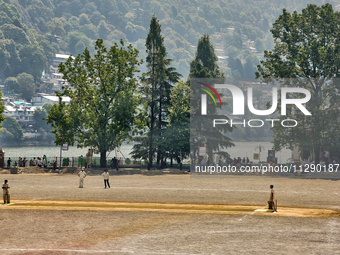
[0,0,329,81]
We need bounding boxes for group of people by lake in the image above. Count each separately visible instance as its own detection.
[233,157,250,165]
[6,155,55,169]
[198,156,252,166]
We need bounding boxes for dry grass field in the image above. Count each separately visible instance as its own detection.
[0,172,339,254]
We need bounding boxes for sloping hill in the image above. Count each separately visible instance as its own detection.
[0,0,325,80]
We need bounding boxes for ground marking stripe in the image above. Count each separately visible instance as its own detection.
[0,248,201,255]
[107,187,338,195]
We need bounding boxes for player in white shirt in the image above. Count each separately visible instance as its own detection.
[102,169,110,188]
[78,168,87,188]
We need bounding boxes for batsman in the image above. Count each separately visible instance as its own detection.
[268,184,275,211]
[2,179,10,204]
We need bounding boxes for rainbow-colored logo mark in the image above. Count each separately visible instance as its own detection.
[199,82,222,115]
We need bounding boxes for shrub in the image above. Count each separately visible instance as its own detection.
[62,157,70,166]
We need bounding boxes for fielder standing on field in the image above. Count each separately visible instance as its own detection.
[78,168,87,188]
[2,180,10,204]
[102,169,110,188]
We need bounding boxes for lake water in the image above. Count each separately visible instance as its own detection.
[226,141,291,163]
[2,141,292,163]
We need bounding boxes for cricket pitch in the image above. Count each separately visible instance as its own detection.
[0,174,338,254]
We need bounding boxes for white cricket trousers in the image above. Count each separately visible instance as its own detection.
[79,178,84,188]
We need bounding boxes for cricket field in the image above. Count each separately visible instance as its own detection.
[0,172,339,254]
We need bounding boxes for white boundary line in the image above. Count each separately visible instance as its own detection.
[107,187,338,195]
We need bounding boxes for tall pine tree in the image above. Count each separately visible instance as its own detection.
[189,34,223,79]
[133,15,181,169]
[189,34,234,165]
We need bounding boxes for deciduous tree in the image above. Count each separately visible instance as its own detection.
[47,39,142,168]
[256,3,340,163]
[16,72,35,102]
[164,81,190,166]
[1,116,22,143]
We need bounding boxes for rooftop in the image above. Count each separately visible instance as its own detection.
[43,95,71,103]
[55,54,72,59]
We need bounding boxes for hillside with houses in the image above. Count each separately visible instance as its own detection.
[0,0,336,146]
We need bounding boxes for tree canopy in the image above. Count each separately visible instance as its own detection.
[0,0,322,82]
[164,80,190,164]
[189,34,234,165]
[47,38,142,167]
[131,14,181,169]
[256,3,340,163]
[1,116,23,143]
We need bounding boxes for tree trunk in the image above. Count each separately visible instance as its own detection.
[148,49,156,170]
[100,150,107,168]
[314,145,320,164]
[157,88,162,165]
[148,104,154,170]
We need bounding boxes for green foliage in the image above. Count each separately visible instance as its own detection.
[0,90,5,129]
[125,22,146,42]
[47,38,142,168]
[0,39,20,79]
[1,116,23,143]
[26,0,53,23]
[62,157,70,166]
[33,107,52,132]
[80,23,98,40]
[0,11,11,26]
[132,15,181,169]
[225,33,242,50]
[0,128,13,141]
[107,30,127,43]
[47,18,65,37]
[254,37,264,54]
[228,57,244,78]
[4,77,18,93]
[189,34,234,163]
[0,24,30,45]
[164,81,190,161]
[0,1,20,21]
[0,0,323,81]
[0,0,56,81]
[189,34,224,79]
[79,13,90,26]
[125,158,131,164]
[42,102,53,113]
[67,31,93,55]
[4,73,35,100]
[16,72,35,101]
[19,44,46,81]
[35,35,56,72]
[98,20,110,40]
[256,3,340,163]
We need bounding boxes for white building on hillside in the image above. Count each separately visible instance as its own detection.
[4,103,36,124]
[53,54,74,68]
[31,93,71,106]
